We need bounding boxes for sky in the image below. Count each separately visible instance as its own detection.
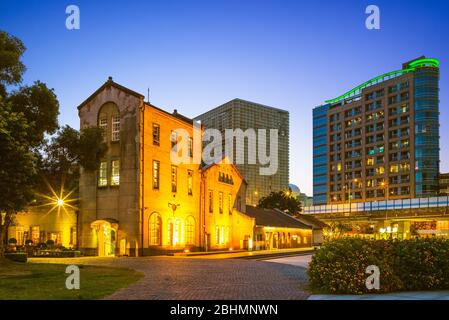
[1,0,449,196]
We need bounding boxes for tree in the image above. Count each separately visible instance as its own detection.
[257,190,302,215]
[0,31,26,97]
[78,127,108,171]
[8,81,59,147]
[0,99,37,257]
[38,126,107,199]
[0,31,59,258]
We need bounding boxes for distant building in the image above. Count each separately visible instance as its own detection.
[195,99,289,205]
[245,206,312,250]
[289,183,313,208]
[313,57,440,205]
[440,173,449,195]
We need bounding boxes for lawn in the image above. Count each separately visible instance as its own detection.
[0,259,144,300]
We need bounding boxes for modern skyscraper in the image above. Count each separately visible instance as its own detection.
[196,99,289,205]
[313,57,440,205]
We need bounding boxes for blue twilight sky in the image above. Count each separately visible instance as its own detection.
[1,0,449,195]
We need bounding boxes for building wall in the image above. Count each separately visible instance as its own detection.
[78,81,143,255]
[141,105,202,254]
[201,159,254,250]
[8,207,77,248]
[195,99,289,205]
[253,226,312,250]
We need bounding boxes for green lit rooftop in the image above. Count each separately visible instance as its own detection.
[325,57,440,105]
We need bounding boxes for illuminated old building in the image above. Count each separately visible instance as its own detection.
[76,78,311,256]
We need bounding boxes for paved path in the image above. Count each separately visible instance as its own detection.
[264,255,312,268]
[30,256,310,300]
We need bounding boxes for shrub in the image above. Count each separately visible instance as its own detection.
[308,238,449,294]
[25,240,33,246]
[8,238,17,245]
[46,240,55,246]
[5,252,27,263]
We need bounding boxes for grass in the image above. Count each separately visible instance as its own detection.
[0,259,144,300]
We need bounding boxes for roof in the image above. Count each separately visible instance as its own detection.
[294,214,328,229]
[200,157,247,185]
[77,77,144,110]
[245,206,312,230]
[77,77,195,126]
[195,98,289,119]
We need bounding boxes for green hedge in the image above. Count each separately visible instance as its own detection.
[4,253,28,263]
[308,238,449,294]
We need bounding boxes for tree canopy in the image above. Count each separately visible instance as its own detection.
[257,190,302,215]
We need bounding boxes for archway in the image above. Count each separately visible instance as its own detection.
[91,219,118,256]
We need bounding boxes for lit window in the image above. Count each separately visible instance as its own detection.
[171,131,178,152]
[209,190,213,213]
[337,162,341,172]
[171,166,177,192]
[173,219,182,246]
[228,194,232,214]
[152,160,160,189]
[111,160,120,186]
[99,118,108,139]
[215,225,220,244]
[185,216,195,245]
[188,137,193,158]
[70,227,77,246]
[98,161,108,187]
[187,170,193,195]
[225,226,230,245]
[367,157,374,166]
[112,114,120,141]
[390,164,399,173]
[152,123,160,145]
[220,226,225,244]
[219,192,223,214]
[31,226,40,244]
[149,213,161,246]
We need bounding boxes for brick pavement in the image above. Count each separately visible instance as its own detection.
[30,256,310,300]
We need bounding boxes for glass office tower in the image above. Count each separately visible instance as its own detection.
[312,57,440,205]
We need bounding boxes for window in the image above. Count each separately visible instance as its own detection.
[188,137,193,158]
[168,219,173,246]
[111,160,120,186]
[173,219,182,246]
[171,130,178,152]
[219,192,223,214]
[70,227,77,246]
[98,161,108,187]
[99,117,108,139]
[185,216,195,245]
[228,194,232,214]
[171,166,177,192]
[152,123,160,145]
[208,190,213,213]
[220,226,225,244]
[149,213,162,246]
[187,170,193,195]
[152,160,160,189]
[112,114,120,141]
[215,225,220,244]
[225,226,230,245]
[31,226,40,244]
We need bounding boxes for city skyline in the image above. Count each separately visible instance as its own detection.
[1,0,449,196]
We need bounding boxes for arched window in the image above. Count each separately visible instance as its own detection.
[173,219,183,246]
[185,216,195,245]
[148,213,161,246]
[97,102,120,142]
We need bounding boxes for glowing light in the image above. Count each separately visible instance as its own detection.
[56,199,64,207]
[184,249,190,253]
[229,248,233,251]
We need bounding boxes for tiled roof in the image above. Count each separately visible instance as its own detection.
[245,206,312,230]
